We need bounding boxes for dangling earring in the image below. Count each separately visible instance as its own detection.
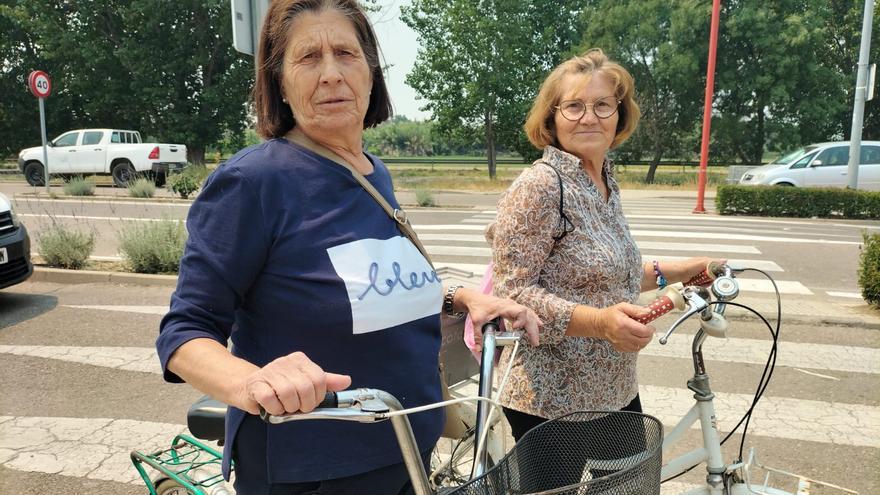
[282,97,288,104]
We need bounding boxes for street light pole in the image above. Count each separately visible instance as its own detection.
[847,0,874,190]
[694,0,721,213]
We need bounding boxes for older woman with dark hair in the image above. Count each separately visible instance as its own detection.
[486,48,721,441]
[156,1,539,493]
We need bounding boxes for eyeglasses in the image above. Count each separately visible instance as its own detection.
[554,97,621,121]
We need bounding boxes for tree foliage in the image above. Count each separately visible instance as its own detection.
[570,0,879,177]
[0,0,253,162]
[576,0,708,182]
[363,115,487,156]
[402,0,585,176]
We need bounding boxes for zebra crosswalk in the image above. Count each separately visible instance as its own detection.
[1,195,876,494]
[415,199,840,300]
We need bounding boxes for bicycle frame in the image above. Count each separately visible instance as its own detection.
[659,328,733,493]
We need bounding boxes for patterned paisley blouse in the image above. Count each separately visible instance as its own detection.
[485,145,643,418]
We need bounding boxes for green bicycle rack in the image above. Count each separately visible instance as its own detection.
[131,434,231,495]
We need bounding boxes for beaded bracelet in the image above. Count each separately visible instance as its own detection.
[652,260,668,289]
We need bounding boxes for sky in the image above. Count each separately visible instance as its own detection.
[367,0,431,121]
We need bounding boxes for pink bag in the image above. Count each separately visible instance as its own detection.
[463,262,505,362]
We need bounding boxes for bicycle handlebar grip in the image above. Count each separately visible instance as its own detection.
[259,391,339,421]
[634,287,686,325]
[684,261,725,287]
[318,391,338,408]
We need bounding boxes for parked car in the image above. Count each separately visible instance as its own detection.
[17,129,187,188]
[0,193,33,289]
[739,141,880,190]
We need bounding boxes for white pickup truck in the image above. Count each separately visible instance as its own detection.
[17,128,187,187]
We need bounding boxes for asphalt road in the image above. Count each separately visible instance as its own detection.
[1,181,878,494]
[1,280,877,494]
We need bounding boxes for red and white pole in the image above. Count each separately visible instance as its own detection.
[694,0,721,214]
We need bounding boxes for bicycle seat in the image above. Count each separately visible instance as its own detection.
[187,395,227,442]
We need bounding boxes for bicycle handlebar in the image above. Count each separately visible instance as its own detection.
[633,287,687,325]
[258,321,524,422]
[636,263,741,345]
[259,392,338,422]
[682,261,726,287]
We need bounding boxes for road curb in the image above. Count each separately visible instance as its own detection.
[13,192,193,204]
[31,266,177,287]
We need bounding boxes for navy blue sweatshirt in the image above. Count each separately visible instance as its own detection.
[157,138,443,483]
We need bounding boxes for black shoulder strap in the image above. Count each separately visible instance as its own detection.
[538,161,574,241]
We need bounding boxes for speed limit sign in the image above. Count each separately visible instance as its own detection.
[28,70,52,98]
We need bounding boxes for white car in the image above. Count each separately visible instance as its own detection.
[739,141,880,190]
[17,129,187,187]
[0,193,32,289]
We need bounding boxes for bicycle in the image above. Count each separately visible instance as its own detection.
[131,262,864,495]
[132,319,665,495]
[633,262,859,495]
[261,320,664,495]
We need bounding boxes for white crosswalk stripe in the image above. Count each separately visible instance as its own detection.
[437,258,784,273]
[630,229,861,245]
[420,235,763,254]
[4,334,876,375]
[6,202,871,493]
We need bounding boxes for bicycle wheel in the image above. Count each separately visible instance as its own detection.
[448,411,663,495]
[153,477,191,495]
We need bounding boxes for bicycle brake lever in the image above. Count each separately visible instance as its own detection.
[659,291,709,344]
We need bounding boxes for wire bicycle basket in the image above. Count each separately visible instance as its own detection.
[447,410,663,495]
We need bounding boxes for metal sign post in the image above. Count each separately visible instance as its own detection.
[847,0,875,190]
[38,98,49,194]
[231,0,270,56]
[694,0,722,213]
[27,70,52,193]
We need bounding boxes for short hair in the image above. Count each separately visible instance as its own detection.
[253,0,393,139]
[524,48,640,150]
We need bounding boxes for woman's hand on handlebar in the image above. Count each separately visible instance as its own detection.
[643,257,727,291]
[592,303,655,353]
[240,352,351,416]
[459,288,542,350]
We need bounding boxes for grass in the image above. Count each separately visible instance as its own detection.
[3,157,736,193]
[388,164,730,192]
[415,189,436,206]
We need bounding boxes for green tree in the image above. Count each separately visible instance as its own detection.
[710,0,876,163]
[810,0,880,142]
[0,1,85,155]
[0,0,253,163]
[576,0,708,183]
[402,0,586,177]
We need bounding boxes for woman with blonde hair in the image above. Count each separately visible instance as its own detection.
[485,48,722,440]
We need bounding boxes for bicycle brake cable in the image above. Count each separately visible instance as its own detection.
[663,269,782,483]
